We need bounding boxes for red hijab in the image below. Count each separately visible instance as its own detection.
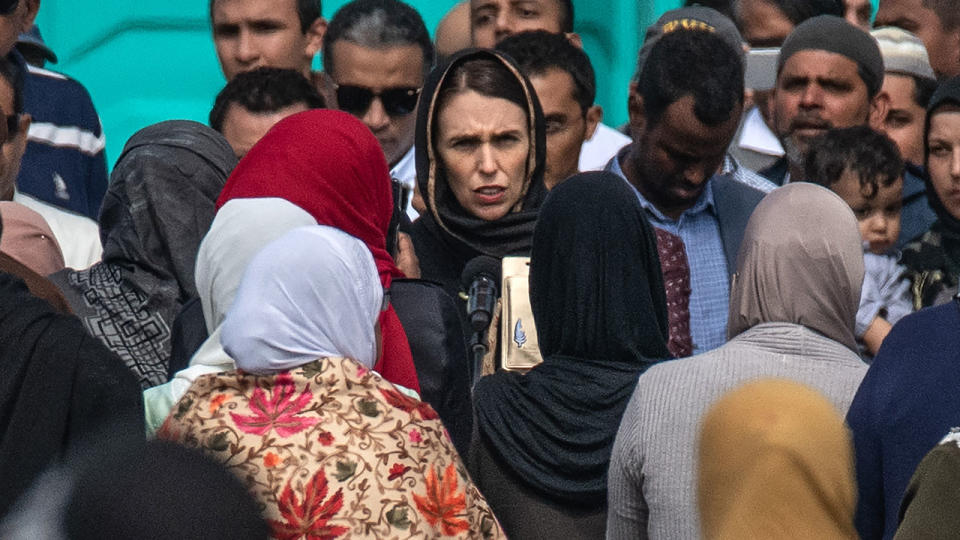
[217,110,418,392]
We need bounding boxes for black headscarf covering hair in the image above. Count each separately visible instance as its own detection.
[924,77,960,235]
[50,121,238,389]
[415,48,547,259]
[473,171,670,506]
[0,273,143,518]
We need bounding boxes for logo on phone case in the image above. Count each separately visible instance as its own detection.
[514,319,527,348]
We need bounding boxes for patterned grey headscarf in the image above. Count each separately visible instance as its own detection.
[50,121,237,388]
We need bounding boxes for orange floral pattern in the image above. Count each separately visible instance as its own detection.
[413,464,470,536]
[159,357,504,539]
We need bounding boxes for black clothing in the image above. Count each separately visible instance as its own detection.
[410,49,547,320]
[0,273,143,518]
[471,172,670,514]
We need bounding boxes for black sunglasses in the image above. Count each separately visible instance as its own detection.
[0,0,18,15]
[335,84,421,117]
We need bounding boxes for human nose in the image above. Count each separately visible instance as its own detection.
[236,30,258,65]
[866,212,888,233]
[363,96,390,132]
[951,148,960,180]
[478,144,497,176]
[799,83,823,108]
[494,12,514,41]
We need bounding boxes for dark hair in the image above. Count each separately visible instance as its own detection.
[804,126,904,198]
[922,0,960,29]
[0,56,25,115]
[558,0,574,33]
[323,0,435,77]
[912,75,939,108]
[436,57,529,114]
[210,0,322,33]
[685,0,735,19]
[209,67,325,132]
[740,0,843,25]
[640,30,744,127]
[495,30,595,114]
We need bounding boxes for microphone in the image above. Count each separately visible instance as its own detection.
[461,256,501,388]
[461,255,501,333]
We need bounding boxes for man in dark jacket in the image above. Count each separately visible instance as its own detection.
[607,28,765,355]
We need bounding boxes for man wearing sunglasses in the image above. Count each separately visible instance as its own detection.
[323,0,434,219]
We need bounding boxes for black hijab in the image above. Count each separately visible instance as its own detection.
[905,77,960,283]
[50,121,238,389]
[0,273,143,518]
[473,171,670,506]
[414,48,547,260]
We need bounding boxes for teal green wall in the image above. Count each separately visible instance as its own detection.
[34,0,685,167]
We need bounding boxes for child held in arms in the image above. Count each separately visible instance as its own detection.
[805,126,913,357]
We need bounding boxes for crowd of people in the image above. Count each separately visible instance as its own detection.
[1,0,960,537]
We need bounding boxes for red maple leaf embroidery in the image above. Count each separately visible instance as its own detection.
[231,375,319,437]
[378,388,440,421]
[269,469,349,540]
[412,463,470,536]
[388,463,410,481]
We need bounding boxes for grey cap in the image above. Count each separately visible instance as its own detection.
[635,6,744,80]
[778,15,884,97]
[871,27,936,81]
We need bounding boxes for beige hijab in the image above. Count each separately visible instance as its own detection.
[727,182,864,352]
[698,379,858,540]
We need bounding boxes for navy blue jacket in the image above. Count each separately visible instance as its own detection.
[846,300,960,539]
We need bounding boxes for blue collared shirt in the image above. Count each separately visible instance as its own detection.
[609,157,730,353]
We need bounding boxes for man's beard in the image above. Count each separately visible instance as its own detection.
[782,133,808,172]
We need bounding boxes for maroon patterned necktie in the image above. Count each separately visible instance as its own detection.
[653,228,693,358]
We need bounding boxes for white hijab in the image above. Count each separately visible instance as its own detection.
[143,198,319,432]
[221,225,383,373]
[189,198,318,367]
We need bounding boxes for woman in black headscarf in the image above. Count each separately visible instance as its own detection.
[409,49,546,314]
[470,171,671,539]
[902,77,960,307]
[0,273,142,518]
[50,121,238,389]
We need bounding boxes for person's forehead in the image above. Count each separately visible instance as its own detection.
[328,41,425,84]
[780,49,863,81]
[472,0,561,14]
[212,0,300,24]
[529,68,578,107]
[657,95,739,148]
[883,73,919,102]
[876,0,934,27]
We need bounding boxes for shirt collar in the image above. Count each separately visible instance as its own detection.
[611,152,717,223]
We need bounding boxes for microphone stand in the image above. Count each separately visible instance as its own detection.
[469,330,488,392]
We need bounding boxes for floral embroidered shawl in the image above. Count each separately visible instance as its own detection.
[158,356,503,539]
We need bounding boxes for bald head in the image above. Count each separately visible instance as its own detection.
[436,1,472,61]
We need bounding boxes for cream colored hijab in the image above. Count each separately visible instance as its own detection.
[727,183,864,352]
[698,379,858,540]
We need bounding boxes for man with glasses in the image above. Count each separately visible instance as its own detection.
[322,0,433,218]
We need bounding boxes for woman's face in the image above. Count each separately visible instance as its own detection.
[436,89,530,221]
[927,110,960,221]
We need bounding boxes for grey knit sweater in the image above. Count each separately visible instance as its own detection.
[605,322,868,539]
